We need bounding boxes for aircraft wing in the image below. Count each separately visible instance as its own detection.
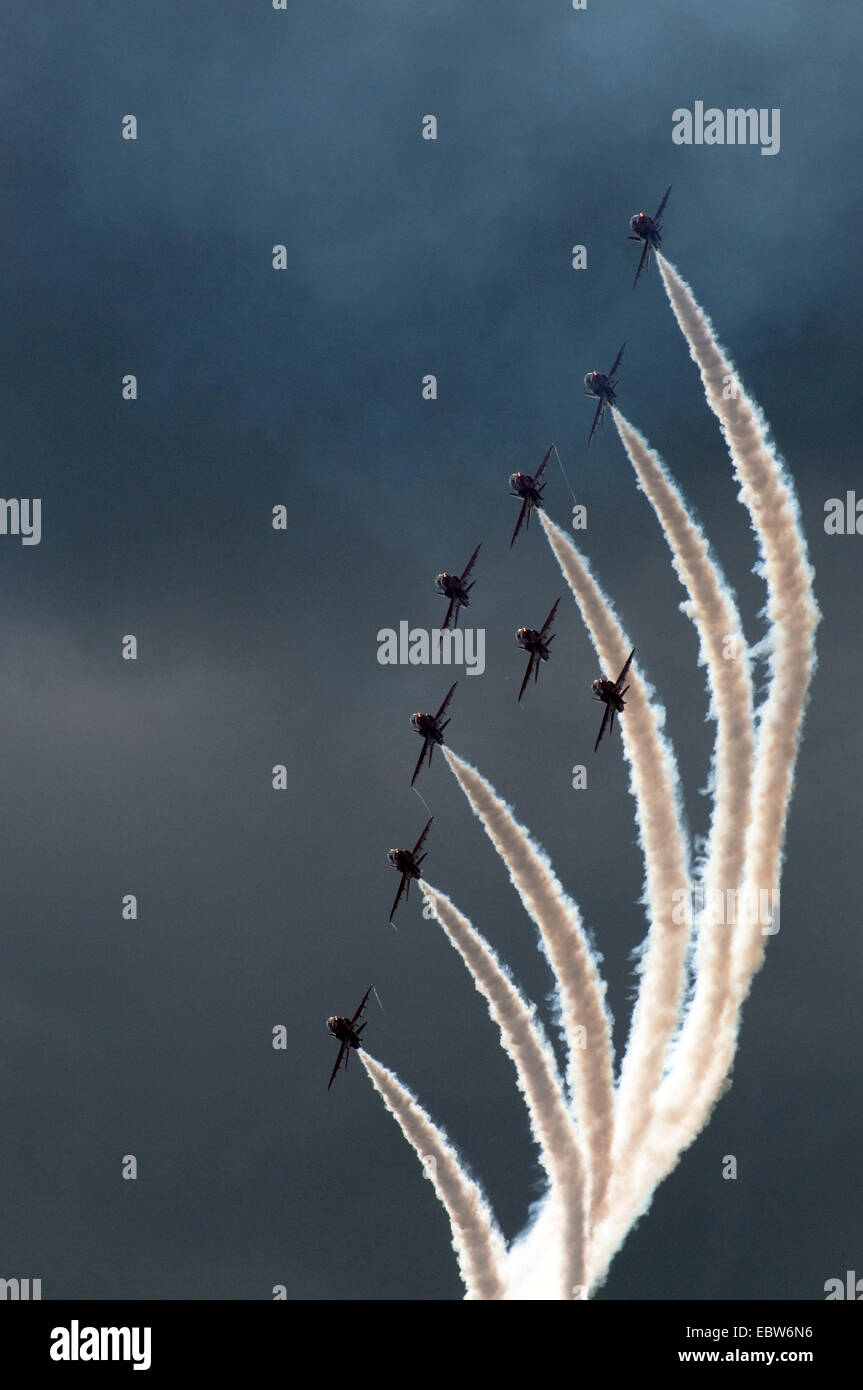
[460,543,481,583]
[410,738,430,787]
[518,653,537,703]
[351,985,374,1027]
[609,341,626,378]
[389,874,408,924]
[510,498,530,547]
[441,595,456,631]
[534,444,554,482]
[412,817,434,857]
[594,702,612,753]
[327,1040,348,1091]
[654,184,671,222]
[633,239,651,288]
[614,647,636,689]
[540,598,560,638]
[435,682,458,721]
[586,397,605,447]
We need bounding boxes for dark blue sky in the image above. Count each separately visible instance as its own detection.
[0,0,860,1300]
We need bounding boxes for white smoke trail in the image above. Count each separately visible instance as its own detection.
[538,511,692,1202]
[657,255,820,993]
[359,1052,508,1300]
[589,262,820,1287]
[420,880,588,1297]
[442,747,615,1220]
[612,410,755,1117]
[579,411,756,1282]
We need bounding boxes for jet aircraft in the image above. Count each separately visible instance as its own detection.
[410,682,457,786]
[516,599,560,702]
[509,445,553,546]
[435,544,481,630]
[584,343,625,447]
[592,648,635,752]
[629,185,671,288]
[388,817,433,923]
[327,985,374,1090]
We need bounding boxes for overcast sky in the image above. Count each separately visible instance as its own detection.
[1,0,860,1300]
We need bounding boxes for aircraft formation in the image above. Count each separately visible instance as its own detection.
[327,189,672,1085]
